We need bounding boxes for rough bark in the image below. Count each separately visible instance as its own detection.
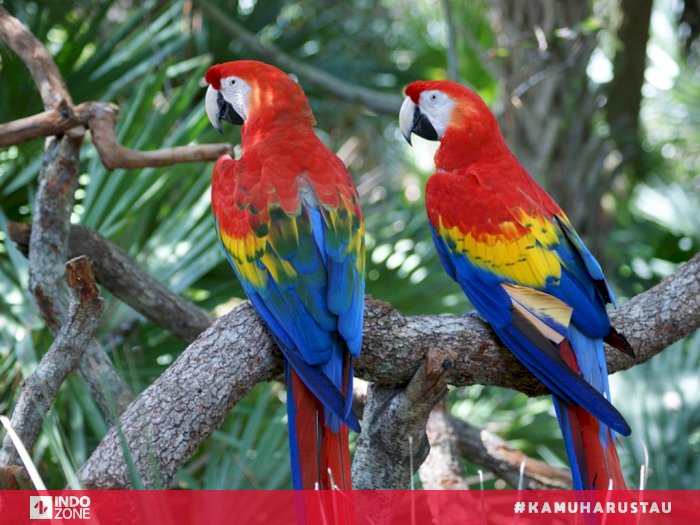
[0,257,103,466]
[419,400,469,489]
[352,350,450,490]
[76,304,281,488]
[0,4,133,419]
[76,253,699,488]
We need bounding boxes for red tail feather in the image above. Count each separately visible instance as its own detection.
[566,404,627,490]
[559,341,627,490]
[291,372,352,490]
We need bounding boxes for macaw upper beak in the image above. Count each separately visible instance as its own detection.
[205,84,244,134]
[398,96,439,145]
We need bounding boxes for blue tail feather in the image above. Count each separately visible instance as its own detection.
[285,364,304,490]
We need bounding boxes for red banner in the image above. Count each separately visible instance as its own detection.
[3,490,696,524]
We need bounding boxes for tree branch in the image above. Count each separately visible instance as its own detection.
[351,386,570,490]
[82,102,230,169]
[75,253,699,488]
[0,6,71,108]
[0,5,132,418]
[0,7,229,168]
[450,415,571,489]
[195,0,403,115]
[0,257,103,467]
[0,104,77,146]
[0,101,231,168]
[76,302,281,488]
[8,222,213,343]
[352,349,450,489]
[418,399,469,489]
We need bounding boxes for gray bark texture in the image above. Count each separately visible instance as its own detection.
[450,415,571,490]
[0,257,103,466]
[419,400,469,490]
[351,350,450,490]
[75,253,699,488]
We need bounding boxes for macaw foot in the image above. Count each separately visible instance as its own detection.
[463,309,486,323]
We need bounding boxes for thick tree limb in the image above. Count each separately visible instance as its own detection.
[28,130,84,330]
[0,257,103,467]
[75,253,699,488]
[30,130,131,418]
[9,222,213,342]
[196,0,403,115]
[352,350,451,490]
[0,6,132,418]
[76,305,281,488]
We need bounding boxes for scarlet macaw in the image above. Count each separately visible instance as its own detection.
[204,61,364,490]
[399,80,633,490]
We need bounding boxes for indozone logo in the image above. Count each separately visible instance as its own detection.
[30,495,91,520]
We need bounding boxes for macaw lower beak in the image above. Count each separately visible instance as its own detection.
[399,96,438,145]
[205,85,244,134]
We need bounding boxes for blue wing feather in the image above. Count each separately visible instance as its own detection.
[430,224,630,436]
[216,191,363,431]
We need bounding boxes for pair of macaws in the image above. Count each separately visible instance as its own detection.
[204,60,633,492]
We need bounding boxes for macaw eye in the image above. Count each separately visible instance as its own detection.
[430,93,437,101]
[229,79,237,86]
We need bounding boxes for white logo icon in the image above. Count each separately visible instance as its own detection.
[29,496,52,520]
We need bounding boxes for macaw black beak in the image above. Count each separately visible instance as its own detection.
[399,96,438,145]
[217,92,244,127]
[205,85,244,134]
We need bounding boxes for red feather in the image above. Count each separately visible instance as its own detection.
[559,341,627,490]
[291,371,352,490]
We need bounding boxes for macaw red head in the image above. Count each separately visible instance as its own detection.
[398,80,496,145]
[204,60,313,133]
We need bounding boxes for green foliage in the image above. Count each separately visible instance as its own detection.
[0,0,697,490]
[614,333,700,489]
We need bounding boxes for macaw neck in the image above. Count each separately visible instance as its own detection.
[434,121,510,172]
[241,111,316,145]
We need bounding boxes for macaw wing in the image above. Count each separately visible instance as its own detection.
[301,178,365,358]
[216,180,363,429]
[431,223,628,434]
[428,171,628,434]
[432,170,614,337]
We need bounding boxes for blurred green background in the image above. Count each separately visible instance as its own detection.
[0,0,698,489]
